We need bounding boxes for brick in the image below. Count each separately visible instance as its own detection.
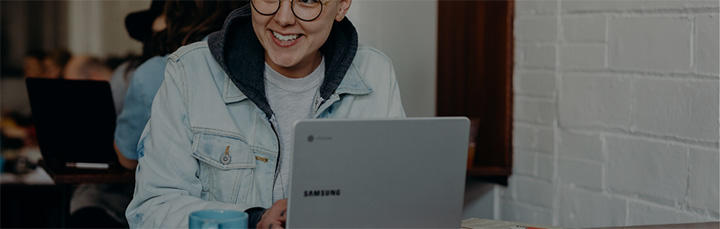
[522,45,556,68]
[502,201,535,223]
[462,182,497,219]
[633,78,719,142]
[514,124,535,151]
[641,0,720,9]
[515,98,556,125]
[687,147,720,215]
[563,15,607,43]
[558,158,603,190]
[558,73,633,129]
[559,131,604,162]
[536,153,554,181]
[534,209,554,226]
[562,0,645,12]
[628,201,708,226]
[499,182,513,200]
[514,176,555,208]
[609,17,692,72]
[606,136,688,202]
[515,71,556,97]
[501,201,553,226]
[514,151,536,176]
[560,44,606,69]
[536,128,555,154]
[559,186,627,228]
[516,0,557,15]
[695,14,719,75]
[517,15,558,42]
[514,124,554,154]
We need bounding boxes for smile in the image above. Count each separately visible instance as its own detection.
[270,30,304,48]
[273,31,300,41]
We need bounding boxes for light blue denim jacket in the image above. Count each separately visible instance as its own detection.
[126,9,405,228]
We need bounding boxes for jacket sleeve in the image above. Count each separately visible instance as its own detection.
[125,59,249,228]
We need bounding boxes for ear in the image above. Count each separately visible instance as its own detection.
[335,0,351,22]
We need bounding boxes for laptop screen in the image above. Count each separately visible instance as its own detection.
[26,78,118,168]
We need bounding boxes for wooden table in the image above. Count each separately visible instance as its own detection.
[38,161,134,227]
[47,169,134,184]
[461,218,720,229]
[40,160,134,184]
[592,222,719,229]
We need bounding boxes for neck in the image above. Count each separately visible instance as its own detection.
[265,52,323,78]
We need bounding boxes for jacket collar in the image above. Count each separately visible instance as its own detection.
[221,64,371,104]
[208,7,365,118]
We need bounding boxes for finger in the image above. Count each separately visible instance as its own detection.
[269,221,284,229]
[259,219,273,229]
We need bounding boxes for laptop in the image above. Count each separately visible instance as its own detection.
[287,117,470,228]
[25,78,119,173]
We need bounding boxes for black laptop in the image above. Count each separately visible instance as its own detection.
[26,78,120,173]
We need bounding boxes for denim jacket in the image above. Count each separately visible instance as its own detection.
[126,8,405,228]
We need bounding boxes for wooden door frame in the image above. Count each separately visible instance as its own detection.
[436,0,514,181]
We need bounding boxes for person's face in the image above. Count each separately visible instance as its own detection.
[42,58,62,79]
[23,57,44,78]
[252,0,351,77]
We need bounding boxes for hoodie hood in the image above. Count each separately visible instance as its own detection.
[207,7,359,119]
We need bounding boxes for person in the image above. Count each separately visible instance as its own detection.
[114,0,245,170]
[23,50,46,78]
[126,0,405,228]
[66,1,167,227]
[110,0,167,114]
[41,49,71,79]
[63,56,113,81]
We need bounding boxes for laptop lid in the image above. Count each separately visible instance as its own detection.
[26,78,118,171]
[287,117,470,228]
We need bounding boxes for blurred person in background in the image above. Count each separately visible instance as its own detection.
[23,50,46,78]
[41,49,71,79]
[114,0,245,170]
[110,0,167,113]
[63,56,113,81]
[67,1,168,227]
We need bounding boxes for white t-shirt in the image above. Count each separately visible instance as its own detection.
[264,59,325,203]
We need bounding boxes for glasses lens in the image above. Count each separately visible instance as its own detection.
[293,0,322,21]
[252,0,279,15]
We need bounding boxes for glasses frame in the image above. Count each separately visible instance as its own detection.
[251,0,325,22]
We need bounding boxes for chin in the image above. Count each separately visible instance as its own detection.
[268,52,302,68]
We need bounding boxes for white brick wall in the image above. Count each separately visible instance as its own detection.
[484,0,720,227]
[695,14,719,75]
[609,17,693,72]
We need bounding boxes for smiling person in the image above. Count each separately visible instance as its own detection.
[125,0,405,228]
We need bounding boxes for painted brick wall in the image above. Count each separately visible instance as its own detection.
[500,0,719,227]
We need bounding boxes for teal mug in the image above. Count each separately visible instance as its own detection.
[189,209,248,229]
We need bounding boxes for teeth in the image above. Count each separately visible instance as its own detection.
[273,31,299,41]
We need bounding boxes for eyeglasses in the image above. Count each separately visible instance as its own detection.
[251,0,325,22]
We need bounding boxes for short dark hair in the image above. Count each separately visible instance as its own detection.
[25,50,46,60]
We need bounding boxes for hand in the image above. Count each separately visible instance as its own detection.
[257,199,287,229]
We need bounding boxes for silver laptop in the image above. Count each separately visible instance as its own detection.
[287,117,470,228]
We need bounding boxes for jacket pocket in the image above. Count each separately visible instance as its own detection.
[191,131,256,204]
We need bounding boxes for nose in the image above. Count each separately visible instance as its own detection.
[273,0,296,26]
